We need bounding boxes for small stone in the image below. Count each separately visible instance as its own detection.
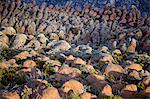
[11,34,27,49]
[127,38,137,53]
[8,59,18,67]
[74,45,93,54]
[142,39,150,54]
[30,50,39,56]
[0,61,9,69]
[40,87,61,99]
[23,60,36,68]
[136,30,143,37]
[86,74,107,91]
[80,92,92,99]
[37,22,47,33]
[61,79,84,95]
[129,70,141,80]
[58,30,66,39]
[121,43,127,52]
[58,67,81,78]
[127,64,142,71]
[46,60,61,67]
[15,51,30,59]
[142,76,150,86]
[100,46,109,53]
[64,55,76,65]
[66,55,76,61]
[48,40,71,51]
[99,54,114,63]
[37,34,48,44]
[101,84,112,96]
[121,84,137,98]
[49,33,59,41]
[143,87,150,97]
[42,56,50,61]
[140,70,150,77]
[36,79,48,85]
[0,32,9,48]
[24,39,41,50]
[104,63,125,77]
[1,26,16,35]
[112,83,125,93]
[84,65,95,71]
[8,59,16,64]
[16,25,25,34]
[26,22,36,35]
[73,58,86,65]
[86,74,105,84]
[0,91,20,99]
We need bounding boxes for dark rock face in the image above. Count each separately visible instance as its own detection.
[22,0,149,15]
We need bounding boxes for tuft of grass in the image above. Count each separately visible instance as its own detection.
[35,60,45,69]
[79,65,89,73]
[89,69,98,74]
[137,83,145,90]
[21,85,32,99]
[45,83,52,87]
[66,92,80,99]
[107,75,116,82]
[43,64,56,74]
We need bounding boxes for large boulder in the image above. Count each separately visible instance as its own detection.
[58,67,82,78]
[11,34,27,49]
[0,31,9,48]
[86,74,105,84]
[129,70,141,80]
[55,67,81,81]
[72,58,86,66]
[100,84,112,96]
[40,87,61,99]
[61,79,84,95]
[73,45,93,54]
[126,64,143,71]
[121,84,137,98]
[103,63,125,77]
[86,74,107,91]
[48,40,71,51]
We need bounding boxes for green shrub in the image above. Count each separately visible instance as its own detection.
[43,64,56,74]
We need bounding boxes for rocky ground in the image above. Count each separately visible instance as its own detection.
[0,0,150,99]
